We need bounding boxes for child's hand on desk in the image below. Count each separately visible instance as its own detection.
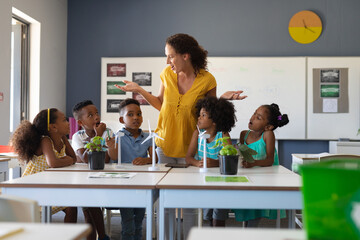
[205,158,220,168]
[193,160,203,167]
[242,160,256,168]
[132,157,151,165]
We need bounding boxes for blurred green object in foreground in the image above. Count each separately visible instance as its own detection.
[300,160,360,240]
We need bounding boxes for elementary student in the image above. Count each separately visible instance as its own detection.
[72,100,113,240]
[186,96,236,227]
[114,98,154,240]
[115,98,154,165]
[10,108,78,222]
[233,103,289,227]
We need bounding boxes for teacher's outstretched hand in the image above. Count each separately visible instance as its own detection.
[115,80,140,92]
[221,90,247,100]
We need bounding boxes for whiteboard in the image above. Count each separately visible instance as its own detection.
[209,57,306,140]
[101,57,307,139]
[307,57,360,140]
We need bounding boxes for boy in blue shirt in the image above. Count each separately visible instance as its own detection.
[114,98,155,240]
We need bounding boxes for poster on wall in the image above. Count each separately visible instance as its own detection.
[313,68,349,113]
[107,63,126,77]
[133,72,152,86]
[107,99,123,113]
[107,81,125,95]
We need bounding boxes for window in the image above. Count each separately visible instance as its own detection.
[10,17,29,131]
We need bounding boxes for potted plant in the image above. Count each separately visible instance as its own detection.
[84,136,107,170]
[213,137,239,175]
[214,137,258,175]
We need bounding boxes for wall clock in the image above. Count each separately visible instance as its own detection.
[288,10,322,44]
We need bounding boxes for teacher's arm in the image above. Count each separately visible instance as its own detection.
[116,80,164,111]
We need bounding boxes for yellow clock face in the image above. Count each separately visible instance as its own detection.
[289,10,322,44]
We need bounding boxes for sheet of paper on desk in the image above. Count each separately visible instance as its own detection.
[0,227,24,239]
[88,172,136,179]
[205,176,249,183]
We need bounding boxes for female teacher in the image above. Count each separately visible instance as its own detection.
[117,33,246,162]
[117,33,246,238]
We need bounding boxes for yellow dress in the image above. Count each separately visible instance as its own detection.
[22,136,67,214]
[155,66,217,157]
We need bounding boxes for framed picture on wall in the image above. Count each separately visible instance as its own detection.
[107,99,123,113]
[107,63,126,77]
[133,72,152,86]
[107,81,125,95]
[133,92,150,105]
[320,69,340,83]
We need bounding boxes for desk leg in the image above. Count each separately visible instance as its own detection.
[176,208,181,240]
[198,208,203,227]
[42,206,52,223]
[169,208,175,240]
[159,190,165,240]
[276,209,280,228]
[146,190,154,240]
[288,210,295,228]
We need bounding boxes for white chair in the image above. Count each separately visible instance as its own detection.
[0,194,40,222]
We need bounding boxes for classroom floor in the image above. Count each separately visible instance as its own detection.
[52,208,299,240]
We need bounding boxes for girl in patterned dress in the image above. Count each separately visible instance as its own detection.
[10,108,77,222]
[186,96,237,227]
[234,103,289,227]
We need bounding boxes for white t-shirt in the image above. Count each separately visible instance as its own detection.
[71,128,114,152]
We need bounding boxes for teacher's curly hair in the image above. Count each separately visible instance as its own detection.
[166,33,208,74]
[196,96,237,133]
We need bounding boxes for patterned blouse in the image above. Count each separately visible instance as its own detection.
[22,136,67,214]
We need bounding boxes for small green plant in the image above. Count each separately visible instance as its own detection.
[213,137,258,163]
[213,137,238,156]
[84,136,107,152]
[358,129,360,136]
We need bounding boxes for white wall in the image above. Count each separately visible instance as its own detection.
[0,0,68,145]
[0,1,12,145]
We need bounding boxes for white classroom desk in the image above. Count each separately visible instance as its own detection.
[0,222,91,240]
[157,165,302,240]
[170,165,294,174]
[0,171,166,240]
[0,153,21,180]
[188,228,305,240]
[0,157,11,181]
[45,162,171,172]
